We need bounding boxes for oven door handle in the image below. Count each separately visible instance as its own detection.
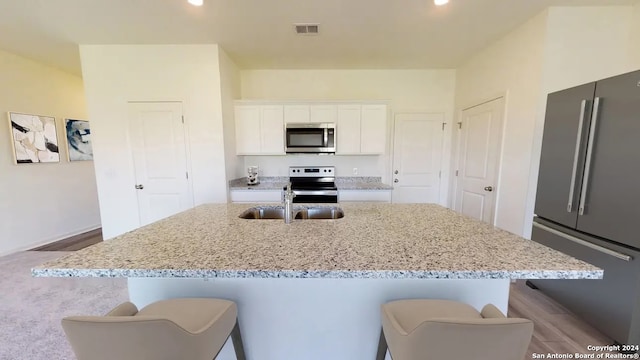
[291,190,339,196]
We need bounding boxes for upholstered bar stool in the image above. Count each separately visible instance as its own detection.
[376,299,533,360]
[62,298,246,360]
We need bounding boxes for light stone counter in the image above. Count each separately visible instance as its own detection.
[33,203,600,279]
[32,203,602,360]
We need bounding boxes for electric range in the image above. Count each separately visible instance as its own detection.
[287,166,338,203]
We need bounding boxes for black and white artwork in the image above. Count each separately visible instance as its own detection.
[9,112,60,164]
[65,119,93,161]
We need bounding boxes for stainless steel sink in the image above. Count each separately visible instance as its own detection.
[239,206,344,220]
[239,207,286,219]
[298,207,344,219]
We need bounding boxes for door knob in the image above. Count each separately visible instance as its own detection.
[394,170,399,174]
[394,179,399,183]
[135,184,144,190]
[484,186,493,192]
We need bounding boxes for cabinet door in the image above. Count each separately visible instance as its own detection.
[360,105,387,154]
[310,105,337,123]
[535,83,595,228]
[576,70,640,249]
[260,106,285,154]
[336,105,361,154]
[284,105,310,123]
[235,106,261,155]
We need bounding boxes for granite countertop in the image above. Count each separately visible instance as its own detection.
[33,203,602,280]
[229,177,393,191]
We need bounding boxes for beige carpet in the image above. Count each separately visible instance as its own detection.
[0,251,128,360]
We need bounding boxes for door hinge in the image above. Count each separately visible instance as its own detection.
[455,170,459,176]
[457,122,462,129]
[186,172,189,179]
[442,123,446,131]
[181,116,185,124]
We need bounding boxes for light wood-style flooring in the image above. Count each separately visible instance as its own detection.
[509,280,617,358]
[30,228,103,251]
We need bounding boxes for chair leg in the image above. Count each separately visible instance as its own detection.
[230,320,247,360]
[376,328,388,360]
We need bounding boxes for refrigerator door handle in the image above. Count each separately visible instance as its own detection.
[567,100,587,212]
[579,97,600,216]
[533,221,632,262]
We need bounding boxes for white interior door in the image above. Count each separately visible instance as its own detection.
[391,113,444,204]
[455,98,504,224]
[128,102,193,226]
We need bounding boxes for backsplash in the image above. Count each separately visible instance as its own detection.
[242,155,388,180]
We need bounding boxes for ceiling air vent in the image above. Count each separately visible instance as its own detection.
[294,23,320,35]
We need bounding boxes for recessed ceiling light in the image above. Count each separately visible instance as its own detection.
[188,0,203,6]
[434,0,449,5]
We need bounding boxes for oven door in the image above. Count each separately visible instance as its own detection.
[285,123,335,153]
[292,190,339,203]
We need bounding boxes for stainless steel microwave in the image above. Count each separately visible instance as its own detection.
[285,123,336,154]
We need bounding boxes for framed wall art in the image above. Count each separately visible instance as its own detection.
[8,112,60,164]
[64,119,93,161]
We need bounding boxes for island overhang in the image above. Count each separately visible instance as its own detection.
[33,203,602,280]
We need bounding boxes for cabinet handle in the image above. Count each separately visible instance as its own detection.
[394,179,399,183]
[533,221,631,262]
[394,170,399,175]
[135,184,144,190]
[567,100,587,213]
[579,97,600,215]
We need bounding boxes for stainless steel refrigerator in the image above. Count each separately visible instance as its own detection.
[531,70,640,346]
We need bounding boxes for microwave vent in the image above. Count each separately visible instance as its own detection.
[294,24,320,35]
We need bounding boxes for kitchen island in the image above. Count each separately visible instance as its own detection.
[34,203,601,360]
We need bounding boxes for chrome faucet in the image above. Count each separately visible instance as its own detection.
[283,182,296,224]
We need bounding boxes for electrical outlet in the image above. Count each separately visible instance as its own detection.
[353,168,358,175]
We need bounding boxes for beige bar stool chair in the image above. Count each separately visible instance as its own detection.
[62,298,246,360]
[376,299,533,360]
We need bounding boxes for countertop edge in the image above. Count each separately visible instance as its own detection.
[31,268,604,280]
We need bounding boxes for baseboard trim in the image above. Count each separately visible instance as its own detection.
[0,224,102,257]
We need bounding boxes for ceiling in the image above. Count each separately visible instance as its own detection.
[0,0,635,75]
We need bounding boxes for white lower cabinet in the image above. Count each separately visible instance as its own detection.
[339,190,391,203]
[230,190,282,203]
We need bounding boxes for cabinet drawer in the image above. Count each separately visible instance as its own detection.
[339,190,391,202]
[230,190,282,203]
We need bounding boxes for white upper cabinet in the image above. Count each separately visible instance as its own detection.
[284,105,310,123]
[235,106,262,154]
[336,103,387,155]
[235,105,284,155]
[310,105,337,123]
[360,104,387,154]
[260,106,285,154]
[236,101,387,156]
[336,104,362,155]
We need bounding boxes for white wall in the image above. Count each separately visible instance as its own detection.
[218,48,242,200]
[454,11,549,236]
[0,49,100,255]
[240,69,456,202]
[542,6,635,93]
[455,5,638,238]
[523,6,638,238]
[630,1,640,67]
[80,45,228,239]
